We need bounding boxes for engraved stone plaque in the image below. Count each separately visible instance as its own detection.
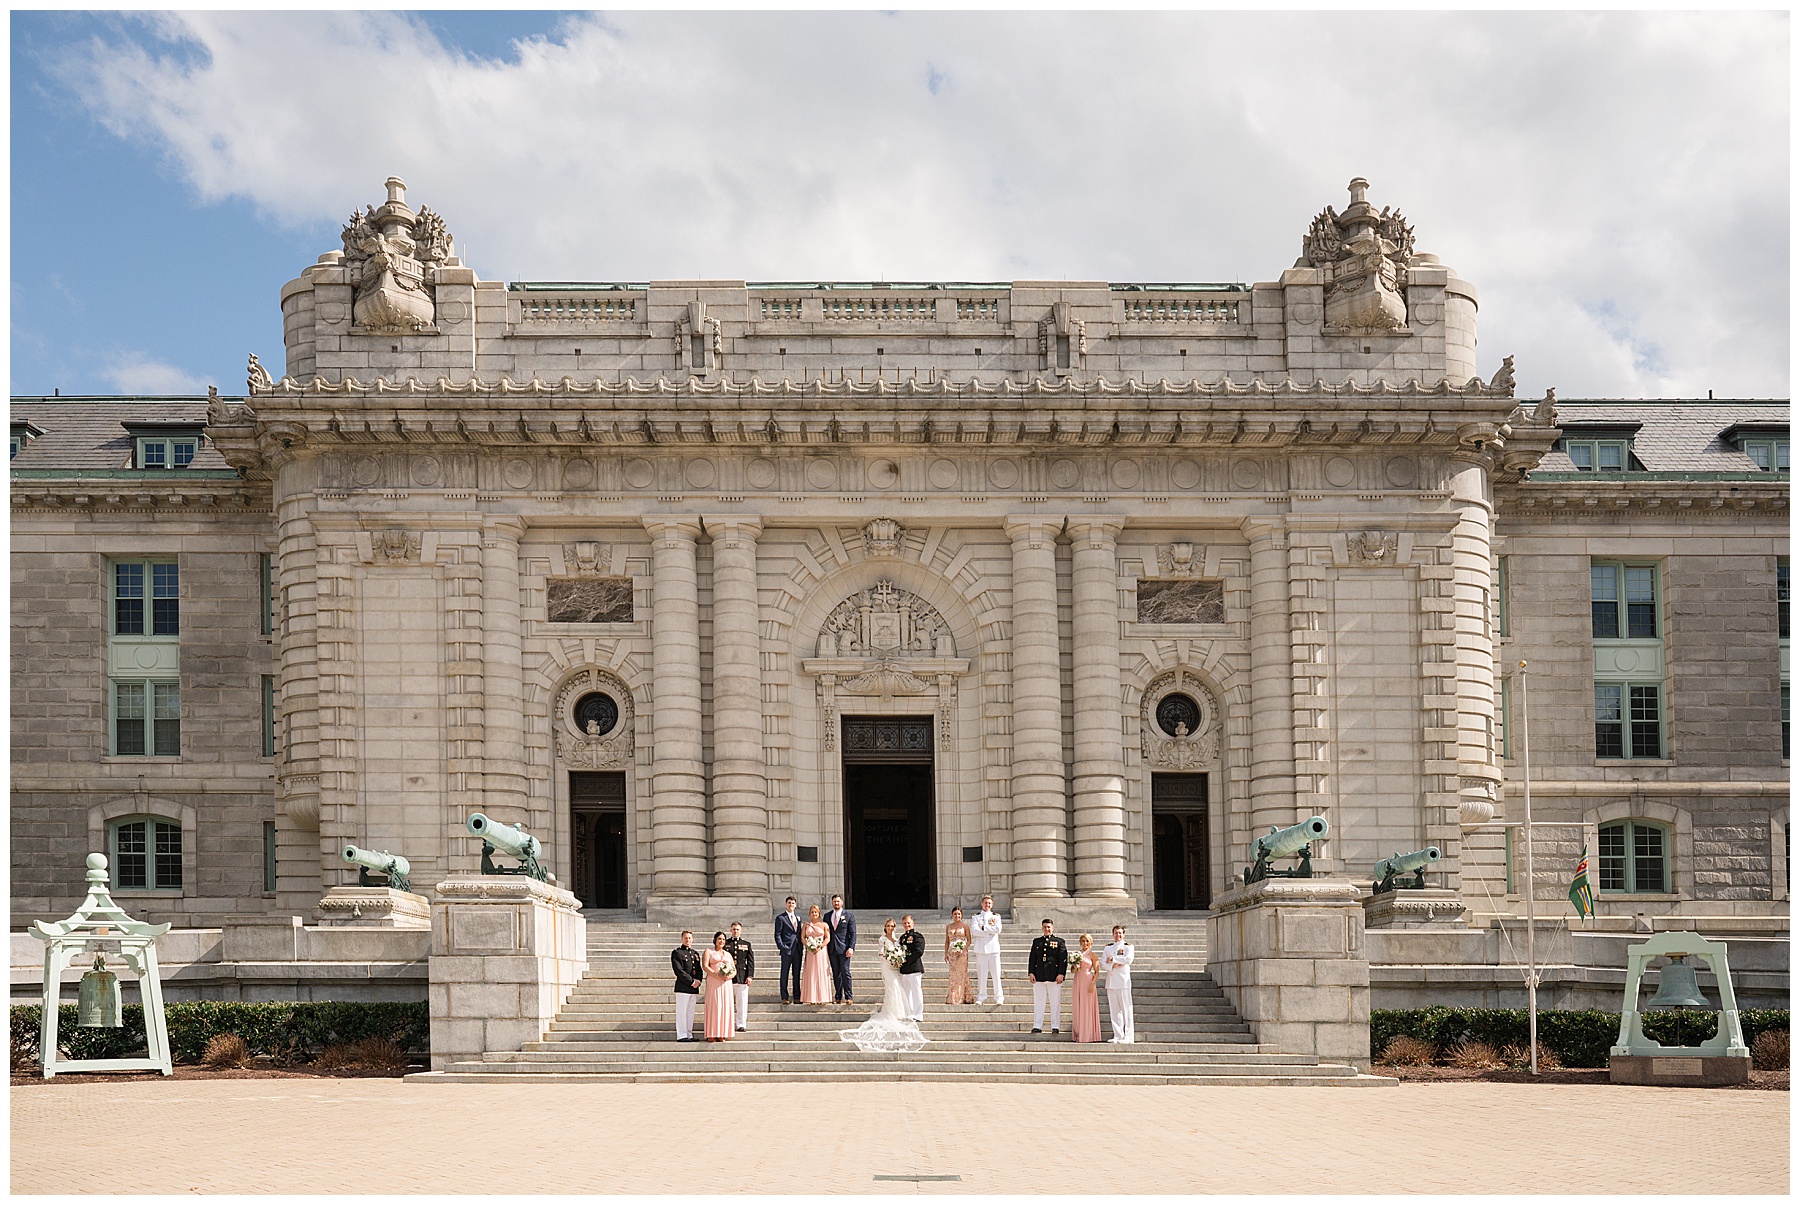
[547,577,635,623]
[1137,579,1226,624]
[1280,912,1345,955]
[1652,1058,1704,1077]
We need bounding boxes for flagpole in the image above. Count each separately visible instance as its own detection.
[1518,659,1539,1076]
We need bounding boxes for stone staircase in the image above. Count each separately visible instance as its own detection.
[423,912,1391,1085]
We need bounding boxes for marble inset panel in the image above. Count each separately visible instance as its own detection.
[547,577,635,623]
[1136,579,1225,624]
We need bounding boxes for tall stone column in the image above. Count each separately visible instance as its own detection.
[480,517,528,819]
[643,516,707,899]
[1006,516,1068,902]
[706,516,768,905]
[1244,519,1297,854]
[1069,517,1129,900]
[1445,448,1502,885]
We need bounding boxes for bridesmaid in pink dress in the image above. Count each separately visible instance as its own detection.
[703,932,735,1041]
[800,905,834,1005]
[1069,933,1103,1043]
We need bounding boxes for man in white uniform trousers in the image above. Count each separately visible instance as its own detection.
[1101,925,1135,1043]
[971,895,1005,1005]
[670,931,703,1042]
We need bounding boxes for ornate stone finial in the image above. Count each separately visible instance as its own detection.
[1299,178,1412,335]
[1488,355,1516,395]
[386,176,407,206]
[862,518,904,557]
[1537,387,1559,428]
[247,352,273,394]
[1347,176,1370,207]
[340,178,447,335]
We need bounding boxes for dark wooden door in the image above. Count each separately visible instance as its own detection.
[1151,773,1210,910]
[570,771,627,908]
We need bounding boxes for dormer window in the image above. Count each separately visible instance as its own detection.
[1721,423,1789,472]
[124,423,204,470]
[10,421,43,459]
[1564,437,1630,472]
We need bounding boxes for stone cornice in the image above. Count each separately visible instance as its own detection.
[1500,477,1788,514]
[10,477,269,514]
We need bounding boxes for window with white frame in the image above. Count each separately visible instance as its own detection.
[1597,819,1669,894]
[110,816,182,890]
[135,433,199,469]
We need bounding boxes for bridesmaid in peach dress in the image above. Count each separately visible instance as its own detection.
[800,905,834,1005]
[1069,933,1103,1043]
[703,932,735,1041]
[943,906,974,1005]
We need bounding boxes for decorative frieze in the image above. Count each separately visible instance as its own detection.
[815,580,954,659]
[861,518,905,557]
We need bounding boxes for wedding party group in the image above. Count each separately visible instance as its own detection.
[668,894,1138,1050]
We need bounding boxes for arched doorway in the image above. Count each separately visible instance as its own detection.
[841,716,936,910]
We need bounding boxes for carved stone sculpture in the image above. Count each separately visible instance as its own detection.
[1488,355,1517,396]
[1536,387,1559,428]
[1301,178,1413,336]
[1140,670,1224,770]
[246,353,274,394]
[1347,530,1400,565]
[815,579,954,659]
[341,177,451,335]
[375,529,422,563]
[862,519,904,557]
[1157,541,1199,576]
[564,541,614,575]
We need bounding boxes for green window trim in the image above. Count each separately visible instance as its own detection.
[1496,556,1510,638]
[264,821,278,893]
[1499,676,1512,760]
[112,679,180,756]
[261,675,277,758]
[110,816,183,891]
[1564,437,1634,472]
[1590,561,1659,641]
[1595,681,1663,760]
[260,553,273,636]
[112,559,179,637]
[1779,559,1789,642]
[1598,820,1669,895]
[1740,437,1789,472]
[135,434,199,470]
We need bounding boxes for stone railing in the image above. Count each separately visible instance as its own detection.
[1121,296,1248,324]
[514,292,644,325]
[819,295,940,322]
[751,291,1007,324]
[759,296,805,321]
[956,296,1002,321]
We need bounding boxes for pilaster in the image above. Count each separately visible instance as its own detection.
[706,515,768,903]
[1006,515,1068,899]
[1068,517,1129,900]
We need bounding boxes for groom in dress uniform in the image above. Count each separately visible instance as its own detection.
[971,895,1005,1005]
[773,896,802,1004]
[670,931,703,1042]
[897,915,927,1022]
[826,894,857,1004]
[1101,925,1136,1044]
[724,922,755,1032]
[1027,919,1069,1034]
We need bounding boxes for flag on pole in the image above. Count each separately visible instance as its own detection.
[1569,848,1595,922]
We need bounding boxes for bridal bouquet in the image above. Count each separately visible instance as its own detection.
[884,942,908,970]
[949,938,968,954]
[716,953,737,979]
[804,935,825,953]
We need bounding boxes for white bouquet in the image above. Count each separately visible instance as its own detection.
[884,941,908,970]
[804,934,825,953]
[949,937,968,954]
[716,953,737,979]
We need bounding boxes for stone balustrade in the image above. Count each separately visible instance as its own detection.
[1120,296,1248,324]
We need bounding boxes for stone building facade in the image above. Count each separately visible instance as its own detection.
[10,179,1788,967]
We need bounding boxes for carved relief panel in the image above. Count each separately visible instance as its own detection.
[1141,669,1223,770]
[553,668,637,769]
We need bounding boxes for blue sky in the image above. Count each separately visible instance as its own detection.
[10,10,1790,399]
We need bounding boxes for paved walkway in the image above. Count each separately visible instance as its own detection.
[11,1078,1788,1194]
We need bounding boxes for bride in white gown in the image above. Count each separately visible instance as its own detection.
[839,918,929,1053]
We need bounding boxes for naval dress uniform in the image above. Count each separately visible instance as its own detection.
[1027,933,1070,1033]
[1101,939,1135,1043]
[724,934,756,1031]
[671,944,704,1041]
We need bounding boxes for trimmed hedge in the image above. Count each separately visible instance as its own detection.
[11,1001,429,1066]
[1372,1007,1789,1069]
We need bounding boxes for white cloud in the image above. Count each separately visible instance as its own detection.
[53,10,1789,397]
[102,355,208,395]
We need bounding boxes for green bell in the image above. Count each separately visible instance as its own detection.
[76,955,122,1028]
[1645,954,1710,1010]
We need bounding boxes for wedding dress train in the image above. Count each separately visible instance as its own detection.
[839,937,929,1053]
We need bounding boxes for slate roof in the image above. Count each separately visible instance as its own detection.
[9,398,238,472]
[1532,400,1789,475]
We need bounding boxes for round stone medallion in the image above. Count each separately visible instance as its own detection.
[1411,302,1442,326]
[987,458,1020,489]
[1171,459,1202,490]
[1291,304,1320,327]
[928,458,959,489]
[562,458,595,488]
[503,458,534,489]
[572,691,619,737]
[746,457,778,489]
[350,455,380,487]
[437,300,469,325]
[1384,455,1418,487]
[1231,459,1263,490]
[868,459,900,488]
[685,458,717,489]
[411,455,442,487]
[623,458,656,489]
[1110,459,1141,489]
[1324,456,1356,488]
[1049,458,1080,489]
[806,459,838,490]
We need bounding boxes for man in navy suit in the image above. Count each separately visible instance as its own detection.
[773,895,803,1004]
[826,893,857,1004]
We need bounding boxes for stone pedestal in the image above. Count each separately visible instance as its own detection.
[1207,878,1371,1071]
[1608,1053,1752,1086]
[315,886,431,928]
[1361,888,1469,930]
[427,876,586,1071]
